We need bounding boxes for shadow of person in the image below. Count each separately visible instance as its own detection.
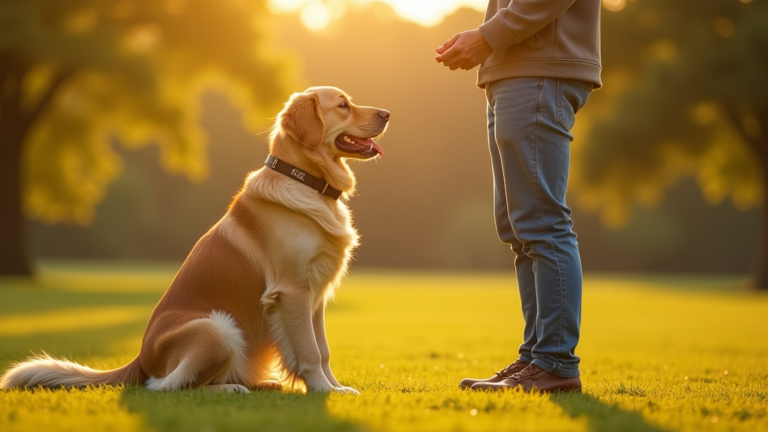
[550,392,669,432]
[119,386,363,432]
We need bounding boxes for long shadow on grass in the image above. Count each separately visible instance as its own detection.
[0,321,147,369]
[551,393,668,432]
[120,386,363,432]
[0,287,161,315]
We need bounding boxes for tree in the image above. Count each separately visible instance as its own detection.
[574,0,768,288]
[0,0,287,276]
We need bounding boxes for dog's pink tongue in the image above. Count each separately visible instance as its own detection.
[363,138,384,156]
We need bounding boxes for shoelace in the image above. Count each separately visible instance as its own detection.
[511,365,539,381]
[496,361,525,378]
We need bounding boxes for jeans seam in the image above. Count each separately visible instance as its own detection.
[533,78,566,362]
[556,79,569,131]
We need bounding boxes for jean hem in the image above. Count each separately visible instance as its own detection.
[518,353,534,364]
[531,358,580,378]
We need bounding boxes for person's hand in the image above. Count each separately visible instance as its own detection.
[435,29,493,71]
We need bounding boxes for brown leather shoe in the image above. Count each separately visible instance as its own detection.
[470,364,582,393]
[458,360,529,389]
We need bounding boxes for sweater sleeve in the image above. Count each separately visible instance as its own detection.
[479,0,577,53]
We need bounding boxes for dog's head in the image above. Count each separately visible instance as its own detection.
[269,86,389,194]
[277,86,389,159]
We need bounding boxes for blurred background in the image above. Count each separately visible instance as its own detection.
[1,0,765,287]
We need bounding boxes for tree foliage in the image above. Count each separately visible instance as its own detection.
[0,0,287,225]
[573,0,768,286]
[575,0,767,225]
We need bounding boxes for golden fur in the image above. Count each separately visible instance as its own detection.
[0,87,389,394]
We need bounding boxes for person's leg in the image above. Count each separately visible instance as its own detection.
[487,77,591,379]
[457,100,538,390]
[486,99,537,365]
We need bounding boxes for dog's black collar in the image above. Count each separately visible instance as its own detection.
[265,155,343,200]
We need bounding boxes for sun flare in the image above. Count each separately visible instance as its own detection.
[268,0,487,30]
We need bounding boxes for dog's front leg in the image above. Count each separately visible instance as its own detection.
[312,304,358,394]
[270,288,348,393]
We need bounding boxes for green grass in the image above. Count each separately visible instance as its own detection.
[1,262,766,432]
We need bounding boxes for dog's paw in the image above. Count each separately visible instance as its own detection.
[204,384,251,394]
[228,384,251,394]
[330,386,360,395]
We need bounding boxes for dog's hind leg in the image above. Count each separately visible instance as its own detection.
[146,312,248,391]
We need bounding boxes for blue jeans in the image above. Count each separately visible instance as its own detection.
[486,77,592,378]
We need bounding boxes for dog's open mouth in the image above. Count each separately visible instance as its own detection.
[334,134,384,158]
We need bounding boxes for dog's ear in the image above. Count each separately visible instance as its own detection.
[280,92,325,148]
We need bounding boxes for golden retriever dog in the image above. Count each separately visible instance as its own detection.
[0,86,389,394]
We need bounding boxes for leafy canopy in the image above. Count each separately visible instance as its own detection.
[0,0,288,224]
[573,0,767,226]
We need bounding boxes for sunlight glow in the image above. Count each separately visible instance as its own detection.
[301,3,332,30]
[382,0,487,27]
[602,0,626,12]
[268,0,487,30]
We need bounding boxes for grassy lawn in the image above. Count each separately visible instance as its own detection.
[1,262,766,432]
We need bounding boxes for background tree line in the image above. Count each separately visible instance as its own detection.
[2,0,765,288]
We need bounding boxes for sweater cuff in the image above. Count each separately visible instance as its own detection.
[479,13,519,53]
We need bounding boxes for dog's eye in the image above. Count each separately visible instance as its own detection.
[338,102,348,109]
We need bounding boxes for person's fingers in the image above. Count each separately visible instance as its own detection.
[437,46,460,65]
[436,34,459,54]
[445,56,466,70]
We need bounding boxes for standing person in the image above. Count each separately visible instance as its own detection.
[435,0,602,392]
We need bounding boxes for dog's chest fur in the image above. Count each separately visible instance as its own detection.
[235,170,359,296]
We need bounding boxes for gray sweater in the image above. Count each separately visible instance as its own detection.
[478,0,602,89]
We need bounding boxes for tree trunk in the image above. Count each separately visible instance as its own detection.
[754,145,768,290]
[748,110,768,289]
[0,56,68,277]
[0,119,32,276]
[728,109,768,290]
[757,203,768,290]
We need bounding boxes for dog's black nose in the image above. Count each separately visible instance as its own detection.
[378,110,390,121]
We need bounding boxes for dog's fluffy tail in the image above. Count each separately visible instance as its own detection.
[0,353,144,389]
